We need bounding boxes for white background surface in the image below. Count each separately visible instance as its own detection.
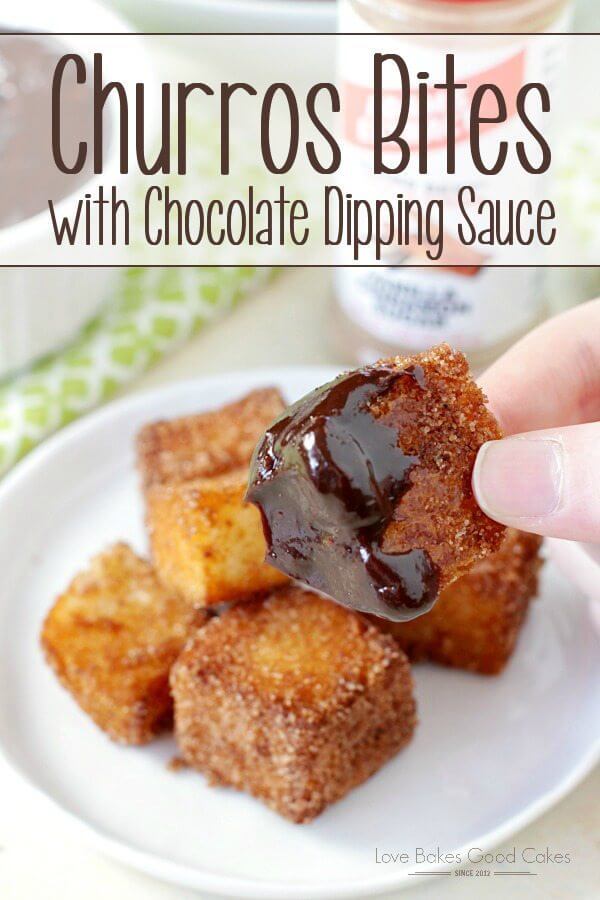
[0,269,598,899]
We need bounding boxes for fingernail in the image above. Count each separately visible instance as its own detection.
[473,438,563,520]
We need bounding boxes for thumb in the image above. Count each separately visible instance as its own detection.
[472,423,600,542]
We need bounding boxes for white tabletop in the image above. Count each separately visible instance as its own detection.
[1,268,598,899]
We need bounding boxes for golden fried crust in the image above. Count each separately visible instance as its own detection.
[373,530,543,675]
[41,543,207,745]
[146,468,288,607]
[137,387,285,489]
[376,344,505,589]
[171,586,417,823]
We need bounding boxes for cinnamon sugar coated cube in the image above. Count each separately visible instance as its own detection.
[141,387,289,607]
[379,345,506,586]
[171,586,417,823]
[137,387,285,489]
[373,530,543,674]
[41,543,207,744]
[147,468,288,607]
[247,344,506,621]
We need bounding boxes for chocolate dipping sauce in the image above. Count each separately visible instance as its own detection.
[0,33,94,228]
[246,366,440,622]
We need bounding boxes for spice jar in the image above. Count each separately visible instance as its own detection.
[334,0,574,369]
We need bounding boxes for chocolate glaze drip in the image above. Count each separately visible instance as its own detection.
[246,365,439,622]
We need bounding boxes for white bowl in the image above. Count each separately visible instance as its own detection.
[0,0,145,379]
[109,0,336,34]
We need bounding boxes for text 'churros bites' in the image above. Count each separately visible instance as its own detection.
[247,345,505,622]
[171,585,417,823]
[373,530,543,675]
[142,388,289,607]
[41,543,206,745]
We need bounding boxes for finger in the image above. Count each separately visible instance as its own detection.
[472,423,600,542]
[479,298,600,435]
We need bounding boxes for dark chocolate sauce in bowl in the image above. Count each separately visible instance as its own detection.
[0,32,96,229]
[246,366,439,622]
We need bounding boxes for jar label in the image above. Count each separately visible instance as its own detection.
[336,266,542,350]
[336,3,571,348]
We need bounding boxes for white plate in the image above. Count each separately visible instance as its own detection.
[548,537,600,603]
[0,367,599,899]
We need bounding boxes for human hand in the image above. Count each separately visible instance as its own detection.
[473,298,600,542]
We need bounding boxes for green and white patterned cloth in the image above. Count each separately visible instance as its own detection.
[0,266,271,476]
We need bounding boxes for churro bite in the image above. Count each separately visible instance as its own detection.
[147,468,288,607]
[374,530,543,674]
[142,387,289,607]
[137,387,285,489]
[41,543,206,745]
[247,345,504,622]
[171,586,417,823]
